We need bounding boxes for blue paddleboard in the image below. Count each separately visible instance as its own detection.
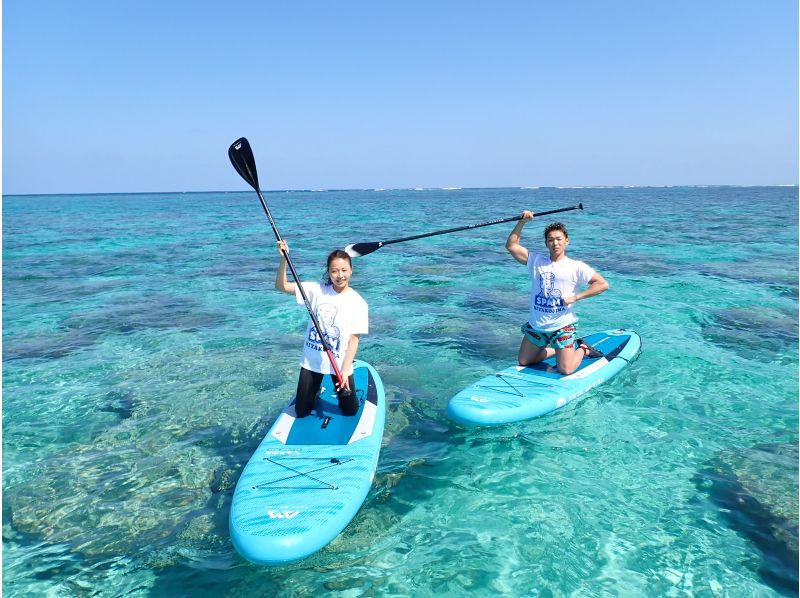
[230,360,386,565]
[446,329,640,427]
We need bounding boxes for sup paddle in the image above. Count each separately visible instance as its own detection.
[228,137,348,394]
[344,203,584,258]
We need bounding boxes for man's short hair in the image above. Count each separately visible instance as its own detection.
[544,222,569,239]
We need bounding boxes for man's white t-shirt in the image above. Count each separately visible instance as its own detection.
[295,282,368,376]
[526,252,595,331]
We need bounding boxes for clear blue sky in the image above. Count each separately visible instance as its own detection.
[3,1,798,194]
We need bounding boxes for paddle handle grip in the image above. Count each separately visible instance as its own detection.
[383,203,584,246]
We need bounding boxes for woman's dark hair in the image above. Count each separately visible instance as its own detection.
[543,222,569,239]
[324,249,353,285]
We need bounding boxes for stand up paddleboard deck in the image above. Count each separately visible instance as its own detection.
[447,329,640,427]
[230,360,386,565]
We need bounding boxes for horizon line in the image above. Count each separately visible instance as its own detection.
[4,183,798,198]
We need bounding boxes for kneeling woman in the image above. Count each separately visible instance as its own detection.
[275,240,368,418]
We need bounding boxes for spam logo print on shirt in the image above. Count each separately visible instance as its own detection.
[306,303,342,354]
[534,270,565,313]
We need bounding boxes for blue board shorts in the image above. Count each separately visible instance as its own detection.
[521,322,577,350]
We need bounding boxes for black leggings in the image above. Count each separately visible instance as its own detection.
[295,368,358,418]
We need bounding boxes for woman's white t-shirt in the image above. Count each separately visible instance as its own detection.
[294,282,368,375]
[526,252,595,331]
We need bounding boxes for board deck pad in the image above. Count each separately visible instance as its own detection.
[230,360,386,565]
[446,329,641,427]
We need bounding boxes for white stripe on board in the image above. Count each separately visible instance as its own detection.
[348,400,377,444]
[269,407,297,445]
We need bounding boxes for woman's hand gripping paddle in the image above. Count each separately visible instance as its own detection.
[228,137,348,395]
[344,203,584,258]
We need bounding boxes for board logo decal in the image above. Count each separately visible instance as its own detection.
[267,510,301,519]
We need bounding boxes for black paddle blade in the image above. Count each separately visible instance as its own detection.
[344,241,382,258]
[228,137,260,190]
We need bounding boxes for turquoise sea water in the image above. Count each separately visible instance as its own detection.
[3,186,798,596]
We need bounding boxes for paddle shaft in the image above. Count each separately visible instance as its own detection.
[383,204,583,245]
[260,197,347,390]
[345,203,585,258]
[229,139,346,389]
[380,203,583,247]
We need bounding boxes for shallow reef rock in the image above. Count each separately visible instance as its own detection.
[694,441,798,594]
